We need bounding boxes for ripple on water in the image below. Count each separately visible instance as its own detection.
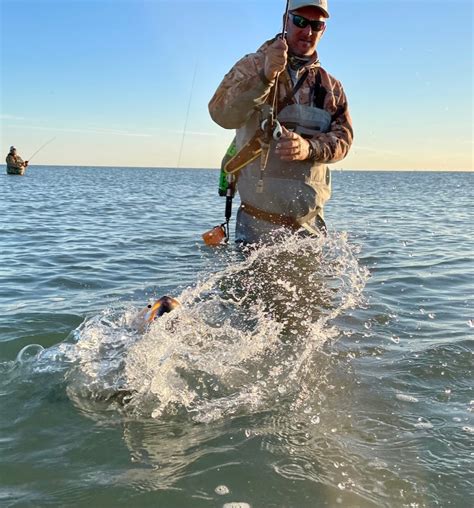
[58,232,367,424]
[1,169,473,507]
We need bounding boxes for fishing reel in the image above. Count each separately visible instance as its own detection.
[257,118,282,194]
[261,118,283,141]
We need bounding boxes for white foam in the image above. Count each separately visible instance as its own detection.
[16,344,45,363]
[61,232,368,421]
[414,421,433,429]
[396,393,419,403]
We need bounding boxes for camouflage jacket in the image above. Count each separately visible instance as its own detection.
[6,154,25,170]
[209,38,353,164]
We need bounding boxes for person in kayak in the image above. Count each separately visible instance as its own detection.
[6,146,28,175]
[209,0,353,244]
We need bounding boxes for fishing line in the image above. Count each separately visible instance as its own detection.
[272,0,291,113]
[177,63,198,169]
[27,137,56,163]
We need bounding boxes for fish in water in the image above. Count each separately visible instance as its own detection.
[92,296,181,406]
[131,295,180,333]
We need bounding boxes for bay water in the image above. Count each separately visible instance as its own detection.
[0,167,472,507]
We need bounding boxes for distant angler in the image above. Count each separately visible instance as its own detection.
[6,146,28,176]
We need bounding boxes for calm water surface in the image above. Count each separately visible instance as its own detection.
[0,166,472,508]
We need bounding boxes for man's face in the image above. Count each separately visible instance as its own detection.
[285,6,327,57]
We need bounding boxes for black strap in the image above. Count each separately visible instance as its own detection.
[278,69,310,112]
[313,69,327,109]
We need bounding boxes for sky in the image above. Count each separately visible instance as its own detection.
[0,0,472,170]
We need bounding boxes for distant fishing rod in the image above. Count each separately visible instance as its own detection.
[27,137,56,163]
[177,63,198,169]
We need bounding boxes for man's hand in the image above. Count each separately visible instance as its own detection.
[264,38,288,82]
[275,126,311,161]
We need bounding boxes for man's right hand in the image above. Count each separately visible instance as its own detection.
[264,38,288,82]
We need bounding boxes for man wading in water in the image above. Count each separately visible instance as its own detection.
[209,0,353,244]
[6,146,28,175]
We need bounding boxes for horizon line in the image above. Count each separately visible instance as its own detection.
[1,164,472,173]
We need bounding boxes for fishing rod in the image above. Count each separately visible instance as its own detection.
[27,137,56,163]
[177,63,198,169]
[203,1,290,245]
[257,0,290,193]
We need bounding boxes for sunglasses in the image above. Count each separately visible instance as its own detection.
[290,13,326,32]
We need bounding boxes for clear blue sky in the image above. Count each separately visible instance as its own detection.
[1,0,472,170]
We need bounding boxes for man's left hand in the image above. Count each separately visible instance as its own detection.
[275,126,311,161]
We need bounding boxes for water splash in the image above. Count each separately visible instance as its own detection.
[32,232,369,422]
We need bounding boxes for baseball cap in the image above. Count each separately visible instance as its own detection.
[10,146,16,151]
[288,0,330,18]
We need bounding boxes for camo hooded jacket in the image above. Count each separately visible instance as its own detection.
[209,37,353,164]
[6,153,25,171]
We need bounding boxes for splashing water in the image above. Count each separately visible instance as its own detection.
[18,232,368,423]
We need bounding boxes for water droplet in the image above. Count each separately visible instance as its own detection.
[16,344,44,363]
[215,485,230,496]
[414,420,433,430]
[396,393,419,403]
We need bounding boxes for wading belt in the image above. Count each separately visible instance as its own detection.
[240,202,300,230]
[224,69,310,175]
[240,201,325,236]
